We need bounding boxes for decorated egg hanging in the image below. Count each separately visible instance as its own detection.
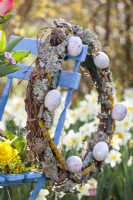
[93,51,109,69]
[92,141,109,161]
[44,89,62,111]
[66,156,83,173]
[67,36,83,57]
[112,103,127,121]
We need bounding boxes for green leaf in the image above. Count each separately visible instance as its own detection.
[0,30,6,51]
[6,37,24,52]
[4,120,18,140]
[12,50,30,62]
[0,14,13,25]
[4,129,16,141]
[0,62,20,77]
[11,136,27,153]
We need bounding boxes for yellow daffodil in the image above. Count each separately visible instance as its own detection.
[0,140,18,163]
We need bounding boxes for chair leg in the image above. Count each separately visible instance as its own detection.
[29,175,47,200]
[0,77,12,120]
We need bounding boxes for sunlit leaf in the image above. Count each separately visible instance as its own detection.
[12,50,30,62]
[0,30,6,51]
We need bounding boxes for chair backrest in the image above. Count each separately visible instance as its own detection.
[0,36,88,146]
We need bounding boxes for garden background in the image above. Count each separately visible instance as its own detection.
[0,0,133,200]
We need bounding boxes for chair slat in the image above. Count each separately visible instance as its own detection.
[29,175,47,200]
[24,172,42,179]
[58,71,81,89]
[0,77,12,120]
[0,174,24,181]
[9,36,38,55]
[7,64,34,80]
[67,45,88,62]
[0,176,5,182]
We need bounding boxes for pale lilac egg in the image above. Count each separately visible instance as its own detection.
[112,103,127,121]
[67,36,83,57]
[92,141,109,161]
[93,51,109,69]
[66,156,83,173]
[44,89,61,111]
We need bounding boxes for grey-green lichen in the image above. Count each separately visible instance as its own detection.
[38,40,67,75]
[43,110,54,128]
[33,78,48,102]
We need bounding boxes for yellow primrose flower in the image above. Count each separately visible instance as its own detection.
[0,140,18,163]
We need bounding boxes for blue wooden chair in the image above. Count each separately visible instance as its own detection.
[0,36,88,200]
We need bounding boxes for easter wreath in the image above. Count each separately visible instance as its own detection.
[25,19,127,193]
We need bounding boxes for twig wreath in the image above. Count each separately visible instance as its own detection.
[25,19,127,193]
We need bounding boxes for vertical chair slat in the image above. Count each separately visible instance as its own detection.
[0,77,12,120]
[29,175,47,200]
[54,60,82,146]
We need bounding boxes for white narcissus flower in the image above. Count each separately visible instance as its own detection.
[36,189,49,200]
[79,121,97,138]
[110,134,121,150]
[64,109,79,129]
[105,149,121,167]
[69,109,80,123]
[115,116,133,133]
[76,178,97,199]
[115,131,132,146]
[63,130,83,151]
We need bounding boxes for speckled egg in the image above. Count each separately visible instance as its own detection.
[93,51,109,69]
[92,141,109,161]
[67,36,83,57]
[44,89,61,111]
[66,156,83,173]
[112,103,127,121]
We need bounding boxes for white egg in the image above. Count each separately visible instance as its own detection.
[66,156,83,173]
[92,141,109,161]
[93,51,109,69]
[67,36,83,57]
[112,103,127,121]
[44,89,61,111]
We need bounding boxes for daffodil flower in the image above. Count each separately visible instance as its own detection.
[0,140,18,163]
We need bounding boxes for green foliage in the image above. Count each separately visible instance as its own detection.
[4,119,18,140]
[12,50,30,62]
[0,36,30,77]
[3,120,27,154]
[0,14,13,25]
[11,136,27,153]
[6,37,23,52]
[0,30,6,51]
[0,62,20,77]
